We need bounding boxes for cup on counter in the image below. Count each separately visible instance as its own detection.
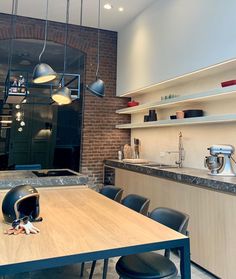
[176,111,185,119]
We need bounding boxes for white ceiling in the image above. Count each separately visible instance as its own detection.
[0,0,156,31]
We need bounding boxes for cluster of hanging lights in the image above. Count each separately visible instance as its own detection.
[32,0,71,105]
[32,0,104,104]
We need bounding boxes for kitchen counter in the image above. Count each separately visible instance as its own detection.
[104,159,236,195]
[0,169,88,189]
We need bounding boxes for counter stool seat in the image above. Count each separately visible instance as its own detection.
[116,252,177,279]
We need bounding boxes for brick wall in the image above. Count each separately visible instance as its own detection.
[0,13,130,186]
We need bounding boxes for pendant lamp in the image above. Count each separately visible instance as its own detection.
[87,0,105,97]
[32,0,56,84]
[52,0,72,105]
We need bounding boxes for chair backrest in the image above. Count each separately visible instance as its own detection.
[149,207,189,235]
[121,194,150,216]
[99,186,123,202]
[14,164,42,170]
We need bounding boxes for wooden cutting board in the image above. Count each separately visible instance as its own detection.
[123,144,133,159]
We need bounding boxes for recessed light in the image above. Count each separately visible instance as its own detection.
[104,3,112,10]
[118,7,124,12]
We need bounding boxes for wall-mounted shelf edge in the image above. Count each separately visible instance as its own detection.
[116,114,236,129]
[119,58,236,98]
[116,85,236,115]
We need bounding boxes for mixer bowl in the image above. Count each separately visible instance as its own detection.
[205,156,223,174]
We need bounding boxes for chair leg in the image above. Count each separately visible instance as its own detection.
[102,259,109,279]
[80,262,85,277]
[164,249,170,258]
[89,260,97,279]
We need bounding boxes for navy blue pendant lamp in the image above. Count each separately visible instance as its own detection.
[87,0,105,97]
[52,0,72,105]
[32,0,57,84]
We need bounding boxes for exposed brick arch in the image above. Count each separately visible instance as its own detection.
[0,13,130,186]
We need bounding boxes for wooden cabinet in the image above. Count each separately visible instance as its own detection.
[115,168,236,279]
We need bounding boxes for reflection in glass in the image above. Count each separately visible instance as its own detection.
[0,39,85,171]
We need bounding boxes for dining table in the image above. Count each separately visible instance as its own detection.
[0,186,191,278]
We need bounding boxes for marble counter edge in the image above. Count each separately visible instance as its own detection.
[0,171,88,189]
[104,160,236,195]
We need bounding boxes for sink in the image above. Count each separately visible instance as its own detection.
[32,170,77,177]
[143,163,178,169]
[122,159,149,164]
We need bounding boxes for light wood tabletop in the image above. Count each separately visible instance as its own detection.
[0,186,190,278]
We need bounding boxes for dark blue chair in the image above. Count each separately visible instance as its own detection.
[99,185,123,202]
[116,207,189,279]
[14,164,42,170]
[82,192,150,279]
[80,186,124,279]
[121,194,150,216]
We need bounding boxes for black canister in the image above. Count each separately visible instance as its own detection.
[149,110,157,121]
[144,115,149,122]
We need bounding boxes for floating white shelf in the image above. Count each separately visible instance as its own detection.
[116,114,236,129]
[120,58,236,97]
[116,85,236,115]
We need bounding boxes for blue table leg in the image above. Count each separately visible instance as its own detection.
[179,238,191,278]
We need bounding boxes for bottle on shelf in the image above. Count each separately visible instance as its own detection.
[118,150,123,160]
[18,75,26,93]
[11,78,18,93]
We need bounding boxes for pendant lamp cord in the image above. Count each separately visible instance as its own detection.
[8,0,18,72]
[39,0,49,63]
[80,0,83,26]
[58,0,70,87]
[95,0,101,78]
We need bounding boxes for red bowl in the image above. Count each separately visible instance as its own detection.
[128,101,139,107]
[221,80,236,87]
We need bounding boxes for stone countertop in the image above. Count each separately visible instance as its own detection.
[0,169,88,189]
[104,159,236,195]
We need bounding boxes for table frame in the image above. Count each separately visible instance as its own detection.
[0,187,191,278]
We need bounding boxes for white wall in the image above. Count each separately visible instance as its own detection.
[117,0,236,96]
[130,68,236,169]
[116,0,236,170]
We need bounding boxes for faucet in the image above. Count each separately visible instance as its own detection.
[176,132,184,168]
[166,132,185,168]
[134,138,140,159]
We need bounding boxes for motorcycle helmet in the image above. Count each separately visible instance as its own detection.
[2,185,40,223]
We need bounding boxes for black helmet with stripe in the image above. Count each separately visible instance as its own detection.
[2,185,40,223]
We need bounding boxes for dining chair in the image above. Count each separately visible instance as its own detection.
[115,207,189,279]
[99,185,124,202]
[14,164,42,170]
[121,193,150,216]
[82,193,150,279]
[80,185,124,279]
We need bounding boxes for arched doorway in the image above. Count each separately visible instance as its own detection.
[0,39,85,171]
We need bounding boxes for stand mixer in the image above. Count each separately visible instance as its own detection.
[205,144,236,176]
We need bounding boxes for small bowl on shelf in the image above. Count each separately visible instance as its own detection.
[170,115,177,120]
[176,111,185,119]
[183,109,204,118]
[127,100,139,107]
